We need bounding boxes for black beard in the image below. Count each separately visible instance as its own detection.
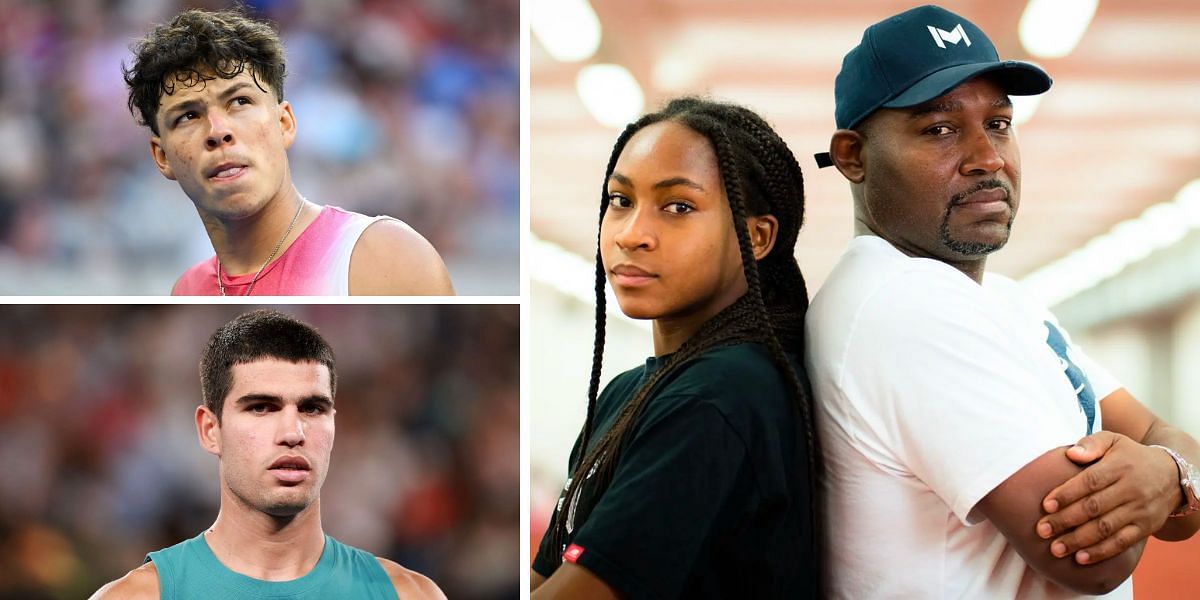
[938,179,1015,256]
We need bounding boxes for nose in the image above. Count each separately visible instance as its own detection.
[205,111,235,150]
[610,205,656,251]
[960,126,1005,176]
[276,406,306,448]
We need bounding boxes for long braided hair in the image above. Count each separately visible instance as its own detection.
[547,97,823,570]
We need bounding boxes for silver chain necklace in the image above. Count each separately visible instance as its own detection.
[217,199,306,296]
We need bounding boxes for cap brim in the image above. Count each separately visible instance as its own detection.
[882,60,1052,109]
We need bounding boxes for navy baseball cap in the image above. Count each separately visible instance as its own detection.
[816,4,1052,167]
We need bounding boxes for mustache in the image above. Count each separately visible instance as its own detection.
[950,179,1013,206]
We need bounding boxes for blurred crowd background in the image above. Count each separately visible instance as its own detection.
[0,0,519,295]
[0,304,519,599]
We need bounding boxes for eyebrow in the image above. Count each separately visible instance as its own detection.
[608,172,706,192]
[907,96,1014,119]
[161,81,257,119]
[235,393,334,408]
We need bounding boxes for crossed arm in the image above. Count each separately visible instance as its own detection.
[530,563,622,599]
[1035,389,1200,558]
[976,388,1200,594]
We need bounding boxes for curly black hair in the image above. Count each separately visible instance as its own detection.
[123,7,286,135]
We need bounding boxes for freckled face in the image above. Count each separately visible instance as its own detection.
[211,359,335,517]
[600,120,747,327]
[150,70,296,222]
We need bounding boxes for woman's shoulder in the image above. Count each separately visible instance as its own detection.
[684,342,790,386]
[656,342,797,412]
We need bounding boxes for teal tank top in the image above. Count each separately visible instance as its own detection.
[145,532,398,599]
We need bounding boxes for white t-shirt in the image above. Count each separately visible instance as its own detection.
[806,235,1132,599]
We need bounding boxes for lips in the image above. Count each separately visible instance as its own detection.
[610,264,657,288]
[611,264,655,277]
[208,161,248,180]
[268,455,311,484]
[268,455,311,470]
[955,187,1008,206]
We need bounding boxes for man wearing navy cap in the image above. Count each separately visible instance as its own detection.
[807,5,1200,597]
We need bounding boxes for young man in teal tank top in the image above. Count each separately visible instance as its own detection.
[90,310,445,599]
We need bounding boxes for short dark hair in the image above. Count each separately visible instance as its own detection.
[199,310,336,422]
[123,7,287,135]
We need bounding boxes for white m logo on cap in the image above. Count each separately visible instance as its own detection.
[927,23,971,49]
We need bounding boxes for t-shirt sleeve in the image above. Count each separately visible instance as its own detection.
[840,271,1082,525]
[568,397,747,600]
[1043,312,1121,402]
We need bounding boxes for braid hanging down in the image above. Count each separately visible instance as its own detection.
[548,98,823,577]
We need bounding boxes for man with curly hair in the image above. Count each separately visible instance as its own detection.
[123,8,454,296]
[90,310,446,599]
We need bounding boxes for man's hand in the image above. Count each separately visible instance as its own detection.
[1037,431,1183,565]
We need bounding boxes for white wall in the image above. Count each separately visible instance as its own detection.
[530,280,653,493]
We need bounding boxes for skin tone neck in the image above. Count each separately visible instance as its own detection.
[850,210,988,281]
[204,481,326,581]
[649,279,745,356]
[203,186,318,275]
[851,202,988,282]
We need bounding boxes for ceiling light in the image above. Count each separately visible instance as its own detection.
[576,64,644,129]
[1173,178,1200,226]
[531,235,649,330]
[530,0,601,63]
[1019,0,1099,58]
[1012,93,1043,126]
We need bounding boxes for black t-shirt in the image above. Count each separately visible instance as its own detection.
[533,342,818,599]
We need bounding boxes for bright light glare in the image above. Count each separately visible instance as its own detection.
[1139,202,1188,248]
[1023,178,1200,306]
[1019,0,1099,59]
[1173,178,1200,226]
[531,235,649,330]
[1012,93,1043,126]
[576,64,645,129]
[530,0,601,63]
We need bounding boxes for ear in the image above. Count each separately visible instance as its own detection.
[279,100,297,150]
[150,137,176,181]
[829,129,866,184]
[746,214,779,261]
[196,405,221,457]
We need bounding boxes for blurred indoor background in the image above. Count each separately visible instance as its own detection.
[0,304,518,599]
[0,0,518,295]
[529,1,1200,594]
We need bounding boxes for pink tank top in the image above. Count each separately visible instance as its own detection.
[172,206,389,296]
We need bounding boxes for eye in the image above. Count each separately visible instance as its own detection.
[925,124,955,136]
[301,404,328,415]
[664,201,694,215]
[175,111,198,125]
[233,96,252,106]
[606,193,632,209]
[989,118,1011,131]
[248,403,272,414]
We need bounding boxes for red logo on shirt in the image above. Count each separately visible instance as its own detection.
[563,544,585,563]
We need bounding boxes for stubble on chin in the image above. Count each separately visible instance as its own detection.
[226,472,316,519]
[937,181,1017,256]
[937,213,1013,256]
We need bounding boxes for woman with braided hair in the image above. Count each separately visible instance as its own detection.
[531,98,822,599]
